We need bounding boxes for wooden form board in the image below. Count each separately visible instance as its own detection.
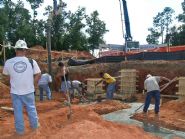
[118,69,138,95]
[86,69,138,100]
[176,77,185,96]
[86,78,104,94]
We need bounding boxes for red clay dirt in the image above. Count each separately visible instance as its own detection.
[1,59,185,138]
[133,99,185,132]
[0,96,160,139]
[0,82,10,99]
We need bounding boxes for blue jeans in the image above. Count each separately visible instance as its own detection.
[106,82,116,99]
[143,90,160,114]
[11,93,39,134]
[39,84,51,101]
[61,81,71,93]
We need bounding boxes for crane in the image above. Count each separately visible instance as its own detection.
[121,0,132,42]
[120,0,139,52]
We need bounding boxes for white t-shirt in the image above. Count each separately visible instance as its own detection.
[38,73,52,85]
[3,56,41,95]
[144,76,161,92]
[69,80,82,93]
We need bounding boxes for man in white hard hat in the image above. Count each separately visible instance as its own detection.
[143,74,170,115]
[3,40,41,135]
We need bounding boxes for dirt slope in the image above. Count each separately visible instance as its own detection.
[0,100,160,139]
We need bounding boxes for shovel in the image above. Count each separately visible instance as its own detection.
[63,72,72,120]
[131,77,177,117]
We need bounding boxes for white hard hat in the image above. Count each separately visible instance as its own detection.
[146,74,152,78]
[14,40,28,49]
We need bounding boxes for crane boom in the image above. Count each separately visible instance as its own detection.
[122,0,132,41]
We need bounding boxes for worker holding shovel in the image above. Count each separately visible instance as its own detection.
[143,74,170,115]
[56,61,72,119]
[56,61,70,101]
[143,74,170,131]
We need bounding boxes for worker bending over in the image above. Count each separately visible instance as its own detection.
[69,80,83,95]
[95,72,116,99]
[38,70,52,101]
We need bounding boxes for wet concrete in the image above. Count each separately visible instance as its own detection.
[102,103,185,139]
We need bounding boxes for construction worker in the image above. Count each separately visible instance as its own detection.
[69,80,82,95]
[143,74,170,115]
[56,61,70,100]
[69,80,88,101]
[95,72,116,99]
[2,40,41,135]
[38,70,52,101]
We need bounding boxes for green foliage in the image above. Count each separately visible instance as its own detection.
[26,0,43,19]
[146,28,160,44]
[0,0,108,60]
[65,7,88,51]
[86,11,108,53]
[177,1,185,22]
[147,7,174,44]
[168,1,185,46]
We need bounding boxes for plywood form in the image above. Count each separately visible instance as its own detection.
[176,77,185,96]
[119,69,138,95]
[86,78,104,94]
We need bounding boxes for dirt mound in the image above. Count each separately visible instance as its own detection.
[0,82,10,99]
[91,100,130,115]
[0,100,159,139]
[31,45,45,50]
[26,48,94,63]
[161,99,185,110]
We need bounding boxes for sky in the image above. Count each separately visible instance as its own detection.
[14,0,184,45]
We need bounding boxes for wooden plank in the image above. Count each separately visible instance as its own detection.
[1,106,14,112]
[177,77,185,96]
[176,92,185,96]
[160,77,178,92]
[161,94,179,98]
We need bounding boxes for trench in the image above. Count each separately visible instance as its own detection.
[102,103,185,139]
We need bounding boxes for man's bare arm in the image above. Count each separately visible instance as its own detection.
[161,77,171,82]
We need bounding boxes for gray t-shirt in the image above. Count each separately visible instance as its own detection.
[144,76,161,92]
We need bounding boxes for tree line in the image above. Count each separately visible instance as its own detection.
[146,1,185,46]
[1,0,185,61]
[0,0,108,53]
